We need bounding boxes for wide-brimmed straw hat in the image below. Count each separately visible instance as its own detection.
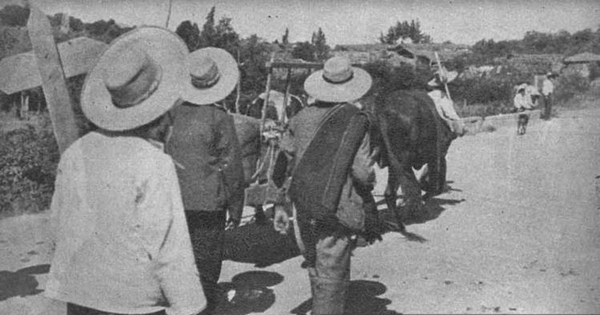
[181,47,239,105]
[304,56,372,103]
[428,70,458,87]
[81,26,188,131]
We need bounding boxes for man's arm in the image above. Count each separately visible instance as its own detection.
[350,134,376,189]
[139,157,205,315]
[217,112,245,225]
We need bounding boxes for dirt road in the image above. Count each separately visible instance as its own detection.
[1,108,599,315]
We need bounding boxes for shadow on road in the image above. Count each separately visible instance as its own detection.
[0,264,49,301]
[290,280,402,315]
[217,271,284,315]
[376,181,466,227]
[223,220,301,268]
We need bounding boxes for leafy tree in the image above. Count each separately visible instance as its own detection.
[379,19,431,44]
[292,41,317,62]
[175,20,201,51]
[311,27,329,61]
[213,17,239,52]
[199,6,216,47]
[0,5,29,27]
[282,27,289,45]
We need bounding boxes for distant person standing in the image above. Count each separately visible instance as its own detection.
[167,47,245,315]
[542,72,556,120]
[45,27,206,315]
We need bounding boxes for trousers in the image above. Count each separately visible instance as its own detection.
[308,230,355,315]
[66,303,166,315]
[542,93,553,120]
[185,210,226,315]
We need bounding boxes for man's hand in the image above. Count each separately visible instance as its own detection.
[273,205,290,235]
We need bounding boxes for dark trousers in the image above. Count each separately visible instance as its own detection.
[67,303,166,315]
[542,93,553,120]
[185,210,226,315]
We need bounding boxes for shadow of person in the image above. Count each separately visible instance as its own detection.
[290,280,402,315]
[0,264,50,301]
[223,220,301,268]
[217,271,284,315]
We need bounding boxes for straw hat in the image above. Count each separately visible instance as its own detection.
[304,56,372,103]
[81,26,188,131]
[428,70,458,87]
[181,47,239,105]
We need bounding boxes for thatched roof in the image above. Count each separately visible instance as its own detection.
[564,52,600,64]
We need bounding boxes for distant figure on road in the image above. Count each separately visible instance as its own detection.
[45,27,205,315]
[542,72,556,120]
[514,84,534,112]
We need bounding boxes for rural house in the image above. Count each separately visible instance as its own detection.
[563,52,600,78]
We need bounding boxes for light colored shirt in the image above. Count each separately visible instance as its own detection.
[428,90,461,121]
[514,93,532,110]
[45,131,205,315]
[542,79,554,96]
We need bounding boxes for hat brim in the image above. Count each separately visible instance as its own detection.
[181,47,239,105]
[304,67,372,103]
[81,26,188,131]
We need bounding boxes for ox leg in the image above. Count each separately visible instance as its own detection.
[384,166,401,225]
[254,205,267,225]
[396,163,425,220]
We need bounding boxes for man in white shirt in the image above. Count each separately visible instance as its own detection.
[514,84,533,111]
[427,72,466,137]
[542,72,556,120]
[46,27,205,315]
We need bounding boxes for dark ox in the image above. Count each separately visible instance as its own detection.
[364,89,455,231]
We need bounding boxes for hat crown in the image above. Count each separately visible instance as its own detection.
[188,54,221,89]
[103,47,162,108]
[323,57,353,84]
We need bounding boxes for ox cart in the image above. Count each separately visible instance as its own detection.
[238,59,323,222]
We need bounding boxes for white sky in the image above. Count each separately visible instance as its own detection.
[4,0,600,46]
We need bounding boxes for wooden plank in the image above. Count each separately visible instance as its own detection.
[28,5,79,154]
[268,61,324,69]
[0,37,107,95]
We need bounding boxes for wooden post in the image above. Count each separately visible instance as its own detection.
[435,52,452,101]
[260,53,275,137]
[282,67,292,124]
[235,49,241,114]
[28,5,79,154]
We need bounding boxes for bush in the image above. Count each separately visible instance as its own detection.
[0,116,59,215]
[554,72,590,103]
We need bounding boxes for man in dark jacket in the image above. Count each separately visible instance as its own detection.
[275,56,380,315]
[167,47,244,315]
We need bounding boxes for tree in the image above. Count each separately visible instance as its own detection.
[199,6,216,47]
[0,5,29,27]
[175,20,201,51]
[292,41,317,62]
[379,19,431,44]
[282,27,289,45]
[213,17,239,52]
[311,27,329,61]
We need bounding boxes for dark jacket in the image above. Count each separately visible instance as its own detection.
[280,102,376,264]
[167,103,245,221]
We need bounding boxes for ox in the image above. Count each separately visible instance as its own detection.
[364,88,455,232]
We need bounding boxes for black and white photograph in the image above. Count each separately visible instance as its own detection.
[1,0,599,314]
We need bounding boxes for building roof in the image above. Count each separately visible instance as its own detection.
[564,52,600,64]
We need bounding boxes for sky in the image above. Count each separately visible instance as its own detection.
[3,0,600,46]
